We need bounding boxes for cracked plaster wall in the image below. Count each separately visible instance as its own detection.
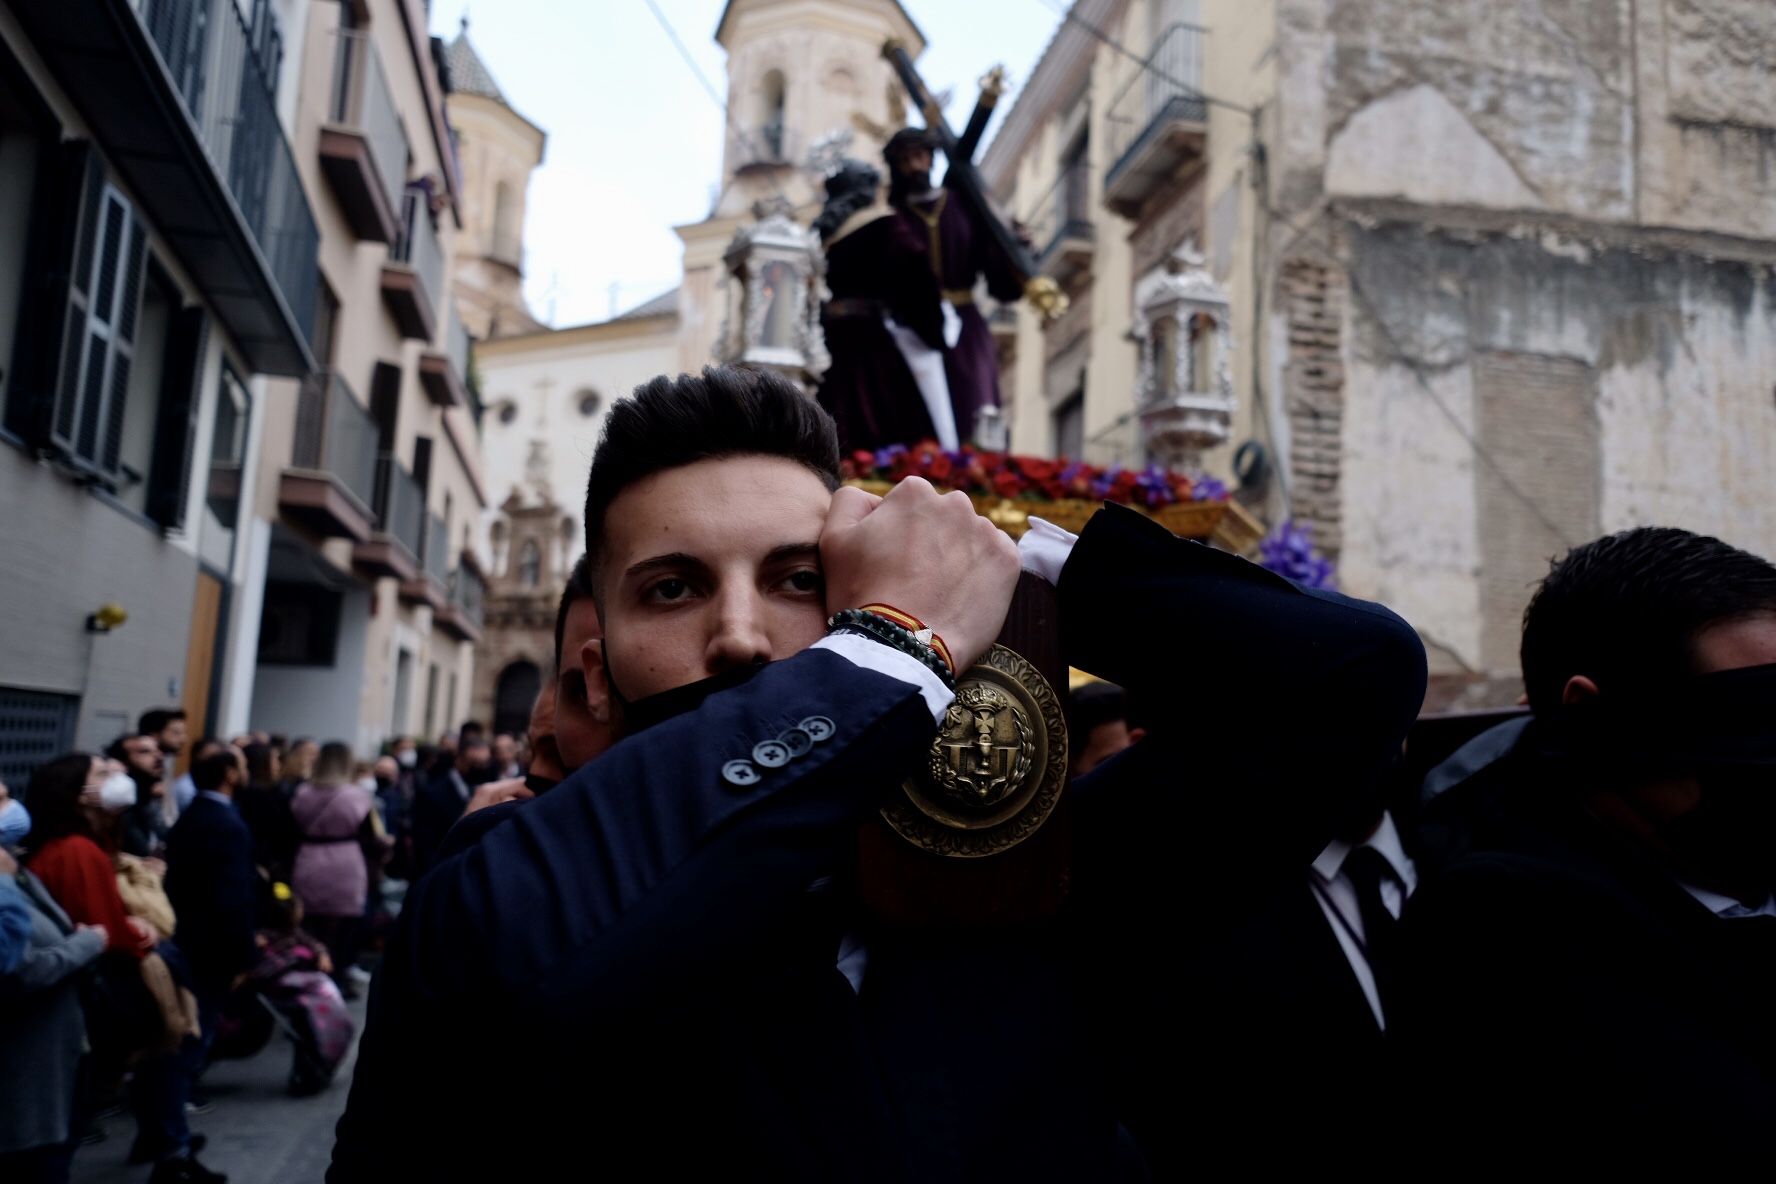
[1336,222,1776,699]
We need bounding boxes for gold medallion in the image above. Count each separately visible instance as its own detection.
[881,644,1069,858]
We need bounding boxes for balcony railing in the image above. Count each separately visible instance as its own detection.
[383,188,444,339]
[141,0,319,353]
[1103,22,1208,218]
[448,564,485,629]
[419,305,471,407]
[1030,160,1096,260]
[372,453,425,557]
[421,512,448,587]
[291,371,378,512]
[322,27,408,242]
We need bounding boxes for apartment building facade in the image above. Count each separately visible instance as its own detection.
[0,0,320,781]
[241,0,485,753]
[0,0,486,781]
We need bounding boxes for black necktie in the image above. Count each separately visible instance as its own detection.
[1342,845,1400,1000]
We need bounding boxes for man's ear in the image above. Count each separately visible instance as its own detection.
[581,638,612,725]
[1560,675,1601,706]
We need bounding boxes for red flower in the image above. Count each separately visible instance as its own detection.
[1015,456,1059,483]
[992,470,1024,498]
[925,453,954,482]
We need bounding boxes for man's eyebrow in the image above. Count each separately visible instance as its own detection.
[763,542,822,565]
[622,552,710,581]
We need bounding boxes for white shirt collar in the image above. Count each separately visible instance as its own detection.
[1312,811,1418,895]
[1677,880,1776,920]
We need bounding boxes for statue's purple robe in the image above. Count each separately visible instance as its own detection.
[896,188,1025,443]
[816,209,945,452]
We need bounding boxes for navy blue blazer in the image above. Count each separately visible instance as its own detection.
[163,793,257,993]
[331,505,1426,1181]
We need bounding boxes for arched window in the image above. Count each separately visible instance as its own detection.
[492,179,518,261]
[760,69,786,160]
[517,539,541,588]
[493,660,542,740]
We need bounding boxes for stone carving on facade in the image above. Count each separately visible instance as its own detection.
[715,197,831,391]
[1132,241,1235,468]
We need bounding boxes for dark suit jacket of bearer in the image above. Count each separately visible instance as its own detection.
[163,794,257,994]
[329,506,1427,1181]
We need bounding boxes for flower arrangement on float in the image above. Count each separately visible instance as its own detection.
[842,441,1236,541]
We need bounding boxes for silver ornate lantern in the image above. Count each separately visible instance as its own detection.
[1133,243,1235,469]
[716,197,830,390]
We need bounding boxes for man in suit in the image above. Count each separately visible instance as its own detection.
[146,746,255,1183]
[1398,527,1776,1157]
[331,366,1425,1180]
[407,737,490,878]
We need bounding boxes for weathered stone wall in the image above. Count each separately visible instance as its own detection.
[1335,218,1776,703]
[1280,258,1348,558]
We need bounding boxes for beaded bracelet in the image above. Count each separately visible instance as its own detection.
[828,608,958,690]
[858,603,956,674]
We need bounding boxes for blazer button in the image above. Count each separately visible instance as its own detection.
[798,715,835,743]
[752,739,791,769]
[721,759,760,788]
[778,727,814,758]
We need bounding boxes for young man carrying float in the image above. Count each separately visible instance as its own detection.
[330,366,1426,1180]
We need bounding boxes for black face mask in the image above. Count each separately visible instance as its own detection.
[1667,766,1776,899]
[609,662,767,737]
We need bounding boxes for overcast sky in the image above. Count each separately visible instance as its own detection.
[426,0,1062,327]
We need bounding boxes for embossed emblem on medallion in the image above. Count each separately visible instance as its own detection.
[882,644,1068,858]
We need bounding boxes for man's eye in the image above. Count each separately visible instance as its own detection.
[782,569,824,594]
[646,578,693,602]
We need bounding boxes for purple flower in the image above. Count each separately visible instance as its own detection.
[1090,465,1123,500]
[1191,475,1229,502]
[1260,520,1338,589]
[873,444,908,470]
[1135,465,1175,507]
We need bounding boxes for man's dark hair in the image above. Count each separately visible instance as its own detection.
[1067,682,1133,741]
[242,742,276,786]
[191,735,226,761]
[554,554,597,669]
[1521,526,1776,716]
[105,734,141,763]
[137,707,185,736]
[582,366,840,590]
[459,720,485,742]
[190,749,240,792]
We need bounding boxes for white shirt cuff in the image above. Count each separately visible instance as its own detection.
[812,632,955,723]
[1018,516,1078,585]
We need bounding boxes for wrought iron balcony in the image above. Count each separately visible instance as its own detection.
[14,0,320,375]
[353,453,424,580]
[1029,160,1096,288]
[319,28,408,243]
[1103,23,1209,220]
[383,188,445,340]
[418,306,471,408]
[281,371,378,541]
[400,510,449,610]
[439,564,486,643]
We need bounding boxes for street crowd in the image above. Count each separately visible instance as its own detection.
[1,365,1772,1182]
[0,709,542,1183]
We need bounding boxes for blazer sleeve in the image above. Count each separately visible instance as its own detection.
[0,924,105,997]
[393,648,935,1007]
[218,815,261,979]
[1059,504,1427,865]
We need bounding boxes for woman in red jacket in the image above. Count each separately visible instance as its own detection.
[24,753,152,958]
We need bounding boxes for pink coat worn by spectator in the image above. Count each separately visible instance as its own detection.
[289,782,378,919]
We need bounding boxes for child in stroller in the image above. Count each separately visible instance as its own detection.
[237,882,356,1095]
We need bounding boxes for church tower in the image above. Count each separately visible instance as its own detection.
[677,0,926,370]
[445,19,548,339]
